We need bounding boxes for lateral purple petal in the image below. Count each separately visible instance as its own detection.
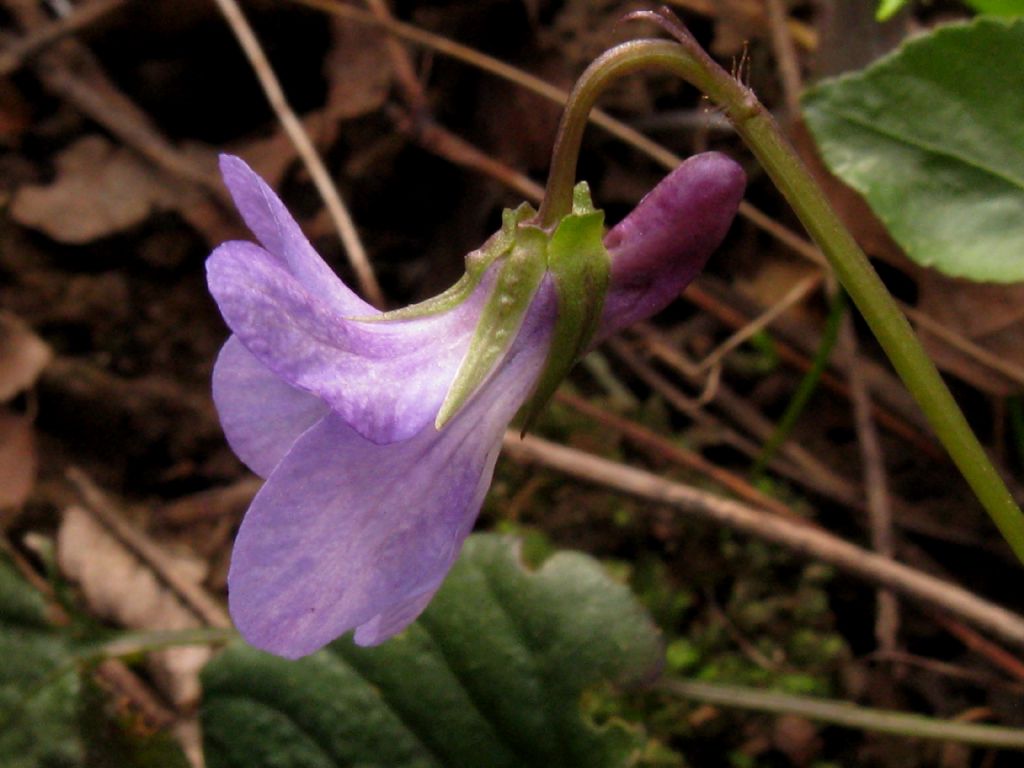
[599,152,745,338]
[219,155,375,318]
[211,335,328,477]
[207,240,495,443]
[227,281,557,658]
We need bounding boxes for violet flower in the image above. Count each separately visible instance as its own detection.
[207,153,744,658]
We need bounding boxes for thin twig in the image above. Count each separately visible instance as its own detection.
[705,590,784,671]
[841,314,900,653]
[633,323,852,494]
[356,1,546,205]
[501,432,1024,652]
[67,469,231,629]
[870,650,1024,693]
[686,279,943,458]
[1,0,222,194]
[764,0,803,117]
[211,0,383,307]
[388,106,545,203]
[770,0,908,649]
[697,271,823,373]
[930,611,1024,683]
[660,678,1024,749]
[555,391,802,521]
[0,0,126,76]
[158,478,262,526]
[631,323,1008,554]
[362,0,427,111]
[292,0,684,169]
[606,336,768,460]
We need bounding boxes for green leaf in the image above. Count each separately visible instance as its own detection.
[0,558,193,768]
[878,0,1024,20]
[201,534,664,768]
[967,0,1024,16]
[0,556,82,768]
[802,18,1024,282]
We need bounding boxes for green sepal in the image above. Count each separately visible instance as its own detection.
[370,203,536,322]
[518,182,610,431]
[435,222,548,428]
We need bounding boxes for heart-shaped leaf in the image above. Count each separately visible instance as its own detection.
[802,18,1024,282]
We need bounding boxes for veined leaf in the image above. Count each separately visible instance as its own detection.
[803,18,1024,282]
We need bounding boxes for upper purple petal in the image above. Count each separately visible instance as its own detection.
[599,152,745,338]
[219,155,377,318]
[227,280,557,658]
[212,335,328,477]
[207,241,497,444]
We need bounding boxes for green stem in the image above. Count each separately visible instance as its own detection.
[753,291,846,478]
[541,14,1024,563]
[662,678,1024,749]
[0,627,237,731]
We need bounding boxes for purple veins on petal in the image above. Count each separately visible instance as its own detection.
[208,152,745,658]
[207,160,498,444]
[226,282,557,658]
[218,155,375,318]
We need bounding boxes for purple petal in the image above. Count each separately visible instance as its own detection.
[207,241,496,444]
[352,590,438,646]
[599,152,745,338]
[227,281,557,658]
[219,155,376,318]
[212,335,328,477]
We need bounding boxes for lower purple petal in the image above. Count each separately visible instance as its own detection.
[212,335,328,477]
[227,410,501,658]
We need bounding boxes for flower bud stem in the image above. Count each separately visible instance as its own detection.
[540,12,1024,564]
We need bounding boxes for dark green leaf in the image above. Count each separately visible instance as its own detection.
[967,0,1024,16]
[201,534,664,768]
[0,557,191,768]
[0,556,82,768]
[877,0,1024,20]
[802,18,1024,281]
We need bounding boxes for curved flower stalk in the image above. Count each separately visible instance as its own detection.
[207,153,744,658]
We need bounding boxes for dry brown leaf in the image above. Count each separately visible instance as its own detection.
[0,409,36,509]
[11,135,180,243]
[324,16,392,122]
[236,15,391,190]
[57,506,212,709]
[735,259,820,326]
[0,311,52,401]
[916,273,1024,396]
